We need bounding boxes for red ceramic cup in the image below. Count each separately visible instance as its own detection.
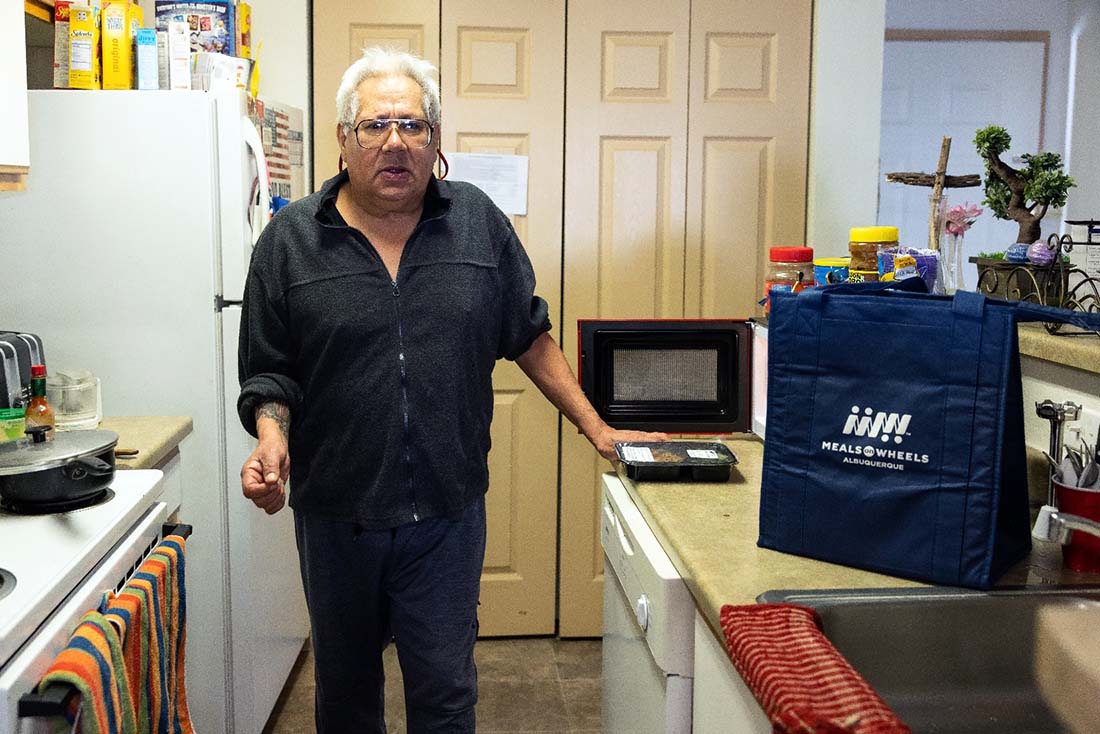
[1055,479,1100,573]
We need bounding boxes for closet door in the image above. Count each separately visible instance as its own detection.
[312,0,562,636]
[559,0,691,637]
[312,0,440,189]
[684,0,811,318]
[441,0,565,636]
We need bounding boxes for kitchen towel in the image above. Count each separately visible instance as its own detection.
[37,610,138,734]
[759,282,1100,588]
[719,603,910,734]
[104,534,193,734]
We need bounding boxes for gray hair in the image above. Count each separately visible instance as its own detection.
[335,47,442,130]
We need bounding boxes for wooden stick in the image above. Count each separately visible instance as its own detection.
[928,136,951,250]
[885,172,980,187]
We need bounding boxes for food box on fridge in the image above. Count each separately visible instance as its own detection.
[68,4,101,90]
[136,28,159,89]
[102,1,142,89]
[154,1,235,55]
[53,2,72,88]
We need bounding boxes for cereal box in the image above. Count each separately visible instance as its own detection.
[68,4,101,90]
[53,2,72,88]
[102,2,132,89]
[155,1,235,56]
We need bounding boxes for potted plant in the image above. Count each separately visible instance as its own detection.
[969,126,1076,302]
[973,125,1076,247]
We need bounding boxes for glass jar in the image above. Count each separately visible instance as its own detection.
[849,226,898,272]
[763,246,814,311]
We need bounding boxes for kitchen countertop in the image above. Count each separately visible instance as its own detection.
[1018,322,1100,375]
[616,435,1100,637]
[99,416,193,470]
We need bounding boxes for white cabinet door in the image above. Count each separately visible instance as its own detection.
[692,611,770,734]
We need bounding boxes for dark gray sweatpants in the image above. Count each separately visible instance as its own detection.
[294,497,487,733]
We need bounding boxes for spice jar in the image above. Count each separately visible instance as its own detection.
[849,226,898,272]
[763,246,814,311]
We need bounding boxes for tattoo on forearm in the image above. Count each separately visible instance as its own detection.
[256,402,290,437]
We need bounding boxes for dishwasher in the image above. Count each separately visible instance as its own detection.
[601,472,695,734]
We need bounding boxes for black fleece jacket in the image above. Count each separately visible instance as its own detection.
[237,171,550,528]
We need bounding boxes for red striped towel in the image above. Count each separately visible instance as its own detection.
[38,610,138,734]
[719,604,911,734]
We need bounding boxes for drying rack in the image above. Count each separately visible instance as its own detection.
[16,523,193,720]
[973,219,1100,336]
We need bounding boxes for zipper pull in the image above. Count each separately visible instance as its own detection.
[392,281,400,297]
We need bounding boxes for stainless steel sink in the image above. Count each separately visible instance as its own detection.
[757,587,1100,733]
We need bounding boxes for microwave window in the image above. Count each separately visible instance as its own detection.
[612,348,718,402]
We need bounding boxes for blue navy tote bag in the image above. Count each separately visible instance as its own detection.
[758,282,1100,588]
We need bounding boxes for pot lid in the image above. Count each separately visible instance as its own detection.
[0,430,119,476]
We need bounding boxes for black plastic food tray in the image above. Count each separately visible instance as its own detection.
[614,441,738,482]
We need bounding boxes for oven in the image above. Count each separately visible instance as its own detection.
[0,469,168,733]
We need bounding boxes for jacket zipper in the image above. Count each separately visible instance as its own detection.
[391,277,419,522]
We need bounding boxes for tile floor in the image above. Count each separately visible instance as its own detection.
[262,637,602,733]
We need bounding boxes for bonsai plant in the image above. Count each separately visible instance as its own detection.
[973,125,1076,245]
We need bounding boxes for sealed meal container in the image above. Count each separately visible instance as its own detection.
[614,441,739,482]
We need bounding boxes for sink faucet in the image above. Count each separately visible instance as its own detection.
[1043,511,1100,545]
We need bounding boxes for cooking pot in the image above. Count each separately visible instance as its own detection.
[0,428,118,508]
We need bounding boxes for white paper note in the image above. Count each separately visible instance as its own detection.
[687,449,720,460]
[445,153,529,215]
[620,446,655,463]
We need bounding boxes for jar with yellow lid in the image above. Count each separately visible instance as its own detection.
[849,226,898,271]
[849,225,893,283]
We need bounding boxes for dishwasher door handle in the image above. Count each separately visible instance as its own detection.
[615,512,635,557]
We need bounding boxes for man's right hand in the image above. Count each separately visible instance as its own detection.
[241,436,289,514]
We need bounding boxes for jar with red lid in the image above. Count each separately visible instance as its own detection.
[763,246,814,312]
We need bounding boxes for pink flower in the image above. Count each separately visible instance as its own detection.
[944,202,983,236]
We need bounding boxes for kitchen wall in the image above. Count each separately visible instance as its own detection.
[806,0,887,258]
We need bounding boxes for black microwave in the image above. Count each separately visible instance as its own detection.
[578,319,752,433]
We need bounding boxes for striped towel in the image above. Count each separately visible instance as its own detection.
[37,610,137,734]
[104,534,194,734]
[719,604,910,734]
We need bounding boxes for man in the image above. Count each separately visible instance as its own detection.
[238,47,663,733]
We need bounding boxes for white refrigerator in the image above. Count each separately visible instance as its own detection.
[0,89,309,734]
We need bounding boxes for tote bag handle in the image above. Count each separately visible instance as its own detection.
[1011,301,1100,332]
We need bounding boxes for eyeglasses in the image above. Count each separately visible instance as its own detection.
[352,118,434,149]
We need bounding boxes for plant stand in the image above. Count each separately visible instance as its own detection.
[970,220,1100,336]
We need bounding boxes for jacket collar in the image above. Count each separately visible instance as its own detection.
[315,169,452,226]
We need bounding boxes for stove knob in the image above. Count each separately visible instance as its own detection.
[634,594,650,631]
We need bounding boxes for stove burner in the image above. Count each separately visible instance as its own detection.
[0,488,115,516]
[0,568,14,603]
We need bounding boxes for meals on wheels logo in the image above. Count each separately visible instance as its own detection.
[820,405,931,472]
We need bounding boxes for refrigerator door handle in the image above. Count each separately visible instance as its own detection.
[241,115,271,248]
[216,296,244,311]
